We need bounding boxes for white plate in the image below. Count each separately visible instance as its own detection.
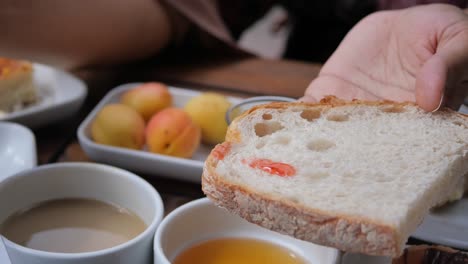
[412,104,468,249]
[413,198,468,249]
[0,122,37,182]
[77,83,242,183]
[0,63,87,128]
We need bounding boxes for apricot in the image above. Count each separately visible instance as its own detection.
[121,82,172,121]
[184,93,231,145]
[146,107,201,158]
[91,104,145,150]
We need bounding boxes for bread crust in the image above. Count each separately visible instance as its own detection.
[203,152,401,256]
[238,96,467,120]
[202,97,468,257]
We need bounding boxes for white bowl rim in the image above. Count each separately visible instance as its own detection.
[153,198,210,263]
[153,197,341,264]
[0,162,164,259]
[225,95,296,124]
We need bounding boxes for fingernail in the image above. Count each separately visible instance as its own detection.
[432,94,445,112]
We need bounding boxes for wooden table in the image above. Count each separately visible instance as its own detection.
[32,55,438,258]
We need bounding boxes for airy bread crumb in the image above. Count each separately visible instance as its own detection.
[202,97,468,257]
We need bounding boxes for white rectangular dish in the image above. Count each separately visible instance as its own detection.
[77,83,242,183]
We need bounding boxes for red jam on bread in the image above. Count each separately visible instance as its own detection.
[246,158,296,177]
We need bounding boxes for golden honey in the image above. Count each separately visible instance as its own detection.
[172,237,307,264]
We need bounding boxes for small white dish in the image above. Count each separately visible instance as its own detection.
[154,198,341,264]
[226,95,295,124]
[0,236,12,264]
[0,63,87,128]
[77,83,242,183]
[0,122,36,182]
[413,199,468,249]
[459,103,468,116]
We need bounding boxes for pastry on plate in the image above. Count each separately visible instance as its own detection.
[0,57,37,112]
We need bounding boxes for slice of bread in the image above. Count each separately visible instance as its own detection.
[202,96,468,257]
[0,58,36,112]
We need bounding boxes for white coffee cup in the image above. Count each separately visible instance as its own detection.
[0,162,164,264]
[154,198,341,264]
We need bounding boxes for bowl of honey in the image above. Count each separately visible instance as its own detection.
[153,198,340,264]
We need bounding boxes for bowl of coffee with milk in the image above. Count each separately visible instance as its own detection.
[0,162,163,264]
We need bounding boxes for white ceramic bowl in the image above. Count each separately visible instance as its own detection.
[154,198,340,264]
[0,122,36,182]
[0,162,164,264]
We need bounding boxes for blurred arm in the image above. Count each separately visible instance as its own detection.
[0,0,173,69]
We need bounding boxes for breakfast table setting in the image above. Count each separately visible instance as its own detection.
[0,54,467,264]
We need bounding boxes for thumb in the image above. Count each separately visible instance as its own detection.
[416,27,468,111]
[415,55,446,112]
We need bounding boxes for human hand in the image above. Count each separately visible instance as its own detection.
[301,4,468,111]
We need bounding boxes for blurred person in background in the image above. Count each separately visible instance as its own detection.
[1,0,466,111]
